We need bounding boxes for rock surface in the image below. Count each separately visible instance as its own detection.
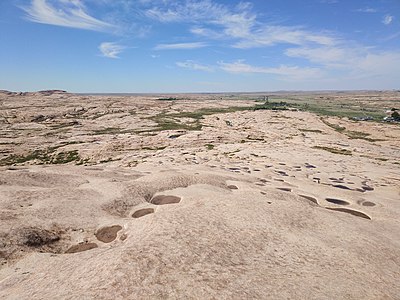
[0,92,399,299]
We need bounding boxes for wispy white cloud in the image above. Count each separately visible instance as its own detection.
[145,0,228,23]
[232,26,337,49]
[99,42,125,58]
[176,60,214,72]
[354,51,400,78]
[285,46,353,68]
[218,60,322,80]
[145,0,257,44]
[146,0,337,49]
[284,43,400,83]
[319,0,338,3]
[383,31,400,41]
[356,7,377,13]
[382,14,394,25]
[22,0,114,31]
[190,26,226,39]
[154,42,207,50]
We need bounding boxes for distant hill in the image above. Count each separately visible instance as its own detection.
[0,90,69,96]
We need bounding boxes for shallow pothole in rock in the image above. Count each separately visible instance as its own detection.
[325,198,350,205]
[95,225,122,243]
[65,243,98,254]
[150,195,181,205]
[326,207,371,220]
[132,208,155,218]
[362,201,376,207]
[362,185,374,191]
[299,194,318,205]
[332,184,351,190]
[277,187,292,192]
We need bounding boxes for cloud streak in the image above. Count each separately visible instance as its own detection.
[356,8,377,13]
[285,44,400,82]
[145,0,337,49]
[154,42,207,50]
[218,60,322,80]
[22,0,114,32]
[176,60,214,72]
[99,42,125,58]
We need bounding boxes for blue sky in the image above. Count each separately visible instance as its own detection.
[0,0,399,92]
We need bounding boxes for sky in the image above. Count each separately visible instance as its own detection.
[0,0,399,93]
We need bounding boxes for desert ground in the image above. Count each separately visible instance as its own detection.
[0,90,399,299]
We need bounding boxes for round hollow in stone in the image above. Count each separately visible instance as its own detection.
[132,208,155,218]
[277,187,292,192]
[299,194,318,205]
[95,225,122,243]
[151,195,181,205]
[325,198,350,206]
[326,207,371,220]
[228,185,238,190]
[65,243,98,254]
[362,201,376,207]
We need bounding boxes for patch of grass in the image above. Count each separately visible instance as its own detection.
[344,130,384,142]
[321,119,346,132]
[154,117,201,131]
[141,146,167,151]
[50,121,79,129]
[253,101,289,111]
[91,112,110,120]
[0,142,20,145]
[299,128,323,133]
[99,157,122,163]
[0,148,81,166]
[225,120,233,126]
[299,103,384,119]
[146,106,250,132]
[126,160,138,167]
[205,144,215,150]
[375,157,388,161]
[0,150,51,166]
[76,158,90,165]
[223,149,241,156]
[60,141,85,146]
[51,150,79,164]
[313,146,352,156]
[171,106,250,119]
[91,127,122,135]
[246,135,264,141]
[321,119,384,142]
[345,130,369,139]
[157,97,178,101]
